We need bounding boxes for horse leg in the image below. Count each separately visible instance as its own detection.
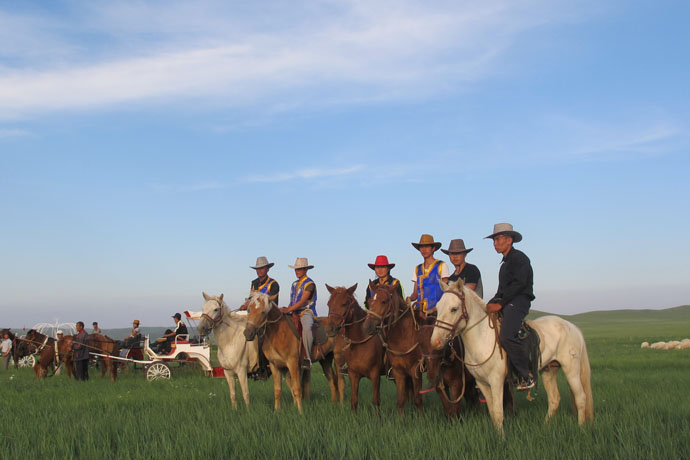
[320,356,338,403]
[393,369,407,415]
[224,369,238,409]
[302,369,311,400]
[286,361,303,414]
[541,365,561,423]
[482,381,505,437]
[237,367,250,409]
[371,369,382,416]
[412,371,423,415]
[562,362,588,426]
[349,371,361,412]
[270,363,282,411]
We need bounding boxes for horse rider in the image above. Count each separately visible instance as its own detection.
[92,322,102,335]
[442,239,484,299]
[153,313,188,354]
[72,321,90,381]
[118,320,141,351]
[485,223,536,391]
[281,258,317,370]
[240,256,279,379]
[406,234,449,320]
[364,255,404,309]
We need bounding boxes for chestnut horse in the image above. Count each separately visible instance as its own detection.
[88,334,120,382]
[24,329,57,378]
[56,335,76,378]
[244,292,339,414]
[362,282,423,415]
[326,284,385,412]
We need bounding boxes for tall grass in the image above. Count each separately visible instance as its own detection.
[2,317,689,459]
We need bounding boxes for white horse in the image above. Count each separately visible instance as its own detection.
[197,292,259,409]
[430,280,594,436]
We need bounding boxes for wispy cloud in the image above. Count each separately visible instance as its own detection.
[0,128,29,138]
[0,0,580,121]
[245,165,364,183]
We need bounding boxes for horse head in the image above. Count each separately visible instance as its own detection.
[198,292,225,337]
[325,283,358,336]
[362,281,396,336]
[244,291,272,341]
[430,279,469,350]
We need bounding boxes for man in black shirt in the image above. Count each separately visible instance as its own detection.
[442,239,483,299]
[485,223,535,391]
[153,313,188,354]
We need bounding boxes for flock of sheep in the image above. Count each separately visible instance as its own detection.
[641,339,690,350]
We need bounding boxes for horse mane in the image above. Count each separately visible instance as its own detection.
[445,280,486,312]
[249,291,273,313]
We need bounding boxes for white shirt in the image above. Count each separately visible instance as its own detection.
[1,338,11,354]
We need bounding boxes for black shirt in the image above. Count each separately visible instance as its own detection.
[448,263,483,299]
[490,248,535,306]
[364,277,404,309]
[251,277,280,305]
[174,321,188,337]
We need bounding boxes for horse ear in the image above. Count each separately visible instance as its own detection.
[326,284,335,294]
[219,293,224,303]
[347,283,358,295]
[203,292,211,301]
[440,279,449,292]
[368,279,376,290]
[455,278,464,291]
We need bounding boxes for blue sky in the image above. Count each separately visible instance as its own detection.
[1,0,689,328]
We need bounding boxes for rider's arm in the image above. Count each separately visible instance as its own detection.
[284,285,313,313]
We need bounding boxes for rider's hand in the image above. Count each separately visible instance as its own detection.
[487,303,502,313]
[280,307,290,314]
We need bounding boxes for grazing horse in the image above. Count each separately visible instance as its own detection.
[24,329,57,379]
[88,334,120,382]
[431,280,594,436]
[326,284,385,412]
[362,282,423,415]
[197,292,259,409]
[244,292,339,413]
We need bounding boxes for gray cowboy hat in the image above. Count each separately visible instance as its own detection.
[485,223,523,243]
[441,239,473,255]
[250,256,275,269]
[411,234,442,251]
[288,257,314,270]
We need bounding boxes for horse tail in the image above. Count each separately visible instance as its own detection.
[579,339,594,422]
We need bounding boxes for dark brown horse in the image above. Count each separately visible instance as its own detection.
[24,329,57,379]
[326,284,385,412]
[244,292,339,413]
[362,282,423,415]
[88,334,120,382]
[56,335,76,379]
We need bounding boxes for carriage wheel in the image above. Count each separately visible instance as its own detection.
[146,363,171,381]
[18,355,36,368]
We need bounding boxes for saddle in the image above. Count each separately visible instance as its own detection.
[286,315,329,362]
[495,315,541,389]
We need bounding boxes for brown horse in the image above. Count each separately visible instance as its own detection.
[24,329,57,379]
[326,284,385,412]
[244,292,339,413]
[362,282,423,415]
[56,335,76,379]
[88,334,120,382]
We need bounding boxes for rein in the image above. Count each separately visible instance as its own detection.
[328,294,380,349]
[366,286,419,357]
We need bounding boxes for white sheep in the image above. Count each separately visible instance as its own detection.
[650,341,666,349]
[665,341,681,350]
[640,342,650,349]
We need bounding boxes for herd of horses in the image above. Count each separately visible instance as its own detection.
[197,279,594,436]
[4,280,594,436]
[1,327,120,381]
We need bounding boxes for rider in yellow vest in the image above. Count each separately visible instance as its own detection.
[281,258,317,370]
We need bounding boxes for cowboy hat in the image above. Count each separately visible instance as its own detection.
[250,256,275,269]
[367,255,395,270]
[288,257,314,270]
[485,223,523,243]
[441,239,473,255]
[411,234,442,251]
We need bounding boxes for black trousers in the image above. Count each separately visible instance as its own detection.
[499,296,531,379]
[75,359,89,381]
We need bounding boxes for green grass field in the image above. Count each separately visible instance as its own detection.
[3,307,690,459]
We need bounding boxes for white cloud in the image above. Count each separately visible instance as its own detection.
[0,0,581,120]
[0,128,29,138]
[245,165,363,183]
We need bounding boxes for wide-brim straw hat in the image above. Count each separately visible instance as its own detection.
[411,234,442,251]
[289,257,314,270]
[441,239,473,255]
[485,223,523,243]
[368,255,395,270]
[250,256,275,269]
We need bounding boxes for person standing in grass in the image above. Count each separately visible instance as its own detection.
[485,223,536,391]
[72,321,90,381]
[442,239,483,299]
[364,255,404,309]
[1,332,11,370]
[406,234,449,319]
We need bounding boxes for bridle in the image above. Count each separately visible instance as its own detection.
[200,299,226,330]
[246,300,283,333]
[432,289,469,339]
[327,294,359,331]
